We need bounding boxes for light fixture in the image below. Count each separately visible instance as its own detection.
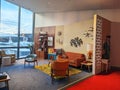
[87,43,93,59]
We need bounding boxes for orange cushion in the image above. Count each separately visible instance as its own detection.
[66,52,83,60]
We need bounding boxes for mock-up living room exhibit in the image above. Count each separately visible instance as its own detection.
[34,14,111,75]
[0,13,113,90]
[1,0,120,90]
[34,19,94,71]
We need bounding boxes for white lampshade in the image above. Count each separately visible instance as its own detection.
[87,43,93,51]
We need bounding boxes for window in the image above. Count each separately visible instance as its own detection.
[0,0,34,59]
[19,8,33,58]
[0,0,18,47]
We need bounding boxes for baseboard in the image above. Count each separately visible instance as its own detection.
[57,74,93,90]
[111,66,120,71]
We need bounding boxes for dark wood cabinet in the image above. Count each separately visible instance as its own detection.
[36,50,45,59]
[34,26,55,59]
[38,33,48,59]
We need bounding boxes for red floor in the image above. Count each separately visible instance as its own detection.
[67,71,120,90]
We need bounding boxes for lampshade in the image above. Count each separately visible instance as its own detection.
[86,43,93,59]
[86,43,93,51]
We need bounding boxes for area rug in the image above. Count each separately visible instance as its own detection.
[35,64,81,76]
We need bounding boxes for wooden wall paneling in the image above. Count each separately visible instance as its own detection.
[34,26,56,59]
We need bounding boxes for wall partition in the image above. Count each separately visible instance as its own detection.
[0,0,34,59]
[93,14,111,74]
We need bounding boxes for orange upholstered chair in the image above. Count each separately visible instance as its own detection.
[51,60,69,83]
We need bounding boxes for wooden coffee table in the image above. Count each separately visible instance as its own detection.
[81,61,92,72]
[0,72,10,90]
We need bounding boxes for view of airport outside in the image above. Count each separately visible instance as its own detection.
[0,0,33,58]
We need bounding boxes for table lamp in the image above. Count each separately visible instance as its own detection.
[87,43,93,59]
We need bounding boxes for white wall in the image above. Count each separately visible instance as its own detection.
[35,10,94,27]
[35,9,120,27]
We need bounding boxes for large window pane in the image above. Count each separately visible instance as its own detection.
[0,0,18,47]
[0,0,34,59]
[19,8,33,58]
[19,48,30,58]
[20,8,33,47]
[0,48,17,58]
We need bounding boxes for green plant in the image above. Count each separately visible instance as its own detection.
[28,43,34,54]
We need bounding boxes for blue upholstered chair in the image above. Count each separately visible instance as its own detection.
[24,54,38,67]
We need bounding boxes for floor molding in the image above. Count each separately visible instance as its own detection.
[111,66,120,70]
[58,74,93,90]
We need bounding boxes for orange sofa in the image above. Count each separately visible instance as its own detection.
[58,52,86,67]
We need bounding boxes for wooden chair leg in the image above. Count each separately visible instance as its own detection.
[5,81,9,90]
[48,62,50,66]
[51,69,54,84]
[51,76,54,84]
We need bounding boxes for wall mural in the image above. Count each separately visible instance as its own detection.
[70,37,83,47]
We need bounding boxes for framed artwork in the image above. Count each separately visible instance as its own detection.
[48,36,53,47]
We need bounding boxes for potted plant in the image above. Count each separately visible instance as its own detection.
[28,43,34,54]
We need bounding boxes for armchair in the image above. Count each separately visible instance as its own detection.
[24,54,38,67]
[51,60,69,83]
[0,50,16,63]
